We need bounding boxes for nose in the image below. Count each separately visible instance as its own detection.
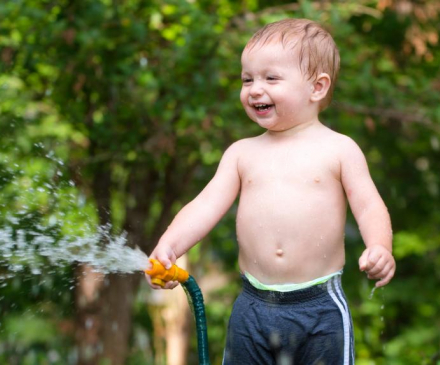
[249,80,263,98]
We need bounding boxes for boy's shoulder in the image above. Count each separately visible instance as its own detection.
[320,127,362,151]
[220,136,264,167]
[225,136,261,153]
[320,128,367,167]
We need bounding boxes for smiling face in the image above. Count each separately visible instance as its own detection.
[240,42,318,132]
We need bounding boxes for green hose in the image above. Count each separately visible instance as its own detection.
[145,259,211,364]
[182,276,211,365]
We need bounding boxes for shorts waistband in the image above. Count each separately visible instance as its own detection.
[244,270,343,292]
[241,274,341,304]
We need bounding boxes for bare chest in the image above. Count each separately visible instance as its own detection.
[239,144,340,189]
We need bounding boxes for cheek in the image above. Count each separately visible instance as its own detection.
[239,88,247,105]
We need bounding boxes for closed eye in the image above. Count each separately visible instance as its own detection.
[242,78,253,84]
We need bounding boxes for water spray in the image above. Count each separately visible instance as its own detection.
[145,259,211,365]
[0,220,211,363]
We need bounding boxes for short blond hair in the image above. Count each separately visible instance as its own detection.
[245,18,340,111]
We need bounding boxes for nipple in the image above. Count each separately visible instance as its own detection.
[276,249,284,257]
[314,177,320,183]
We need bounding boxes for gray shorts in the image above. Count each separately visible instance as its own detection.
[223,275,355,365]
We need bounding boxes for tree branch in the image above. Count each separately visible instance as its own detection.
[335,101,440,133]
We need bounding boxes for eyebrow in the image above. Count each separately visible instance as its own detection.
[241,67,285,76]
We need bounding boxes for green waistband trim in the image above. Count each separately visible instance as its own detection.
[244,270,343,292]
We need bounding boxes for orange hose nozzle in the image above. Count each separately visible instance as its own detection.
[145,258,189,287]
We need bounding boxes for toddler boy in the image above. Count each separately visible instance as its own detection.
[147,18,395,364]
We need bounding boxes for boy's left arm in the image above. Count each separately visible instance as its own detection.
[340,137,396,288]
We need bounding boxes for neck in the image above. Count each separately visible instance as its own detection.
[266,118,321,138]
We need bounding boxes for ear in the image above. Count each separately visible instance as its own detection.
[310,73,331,103]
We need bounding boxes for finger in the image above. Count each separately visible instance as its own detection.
[373,255,396,279]
[147,282,165,290]
[368,262,388,280]
[146,279,176,290]
[363,248,387,273]
[366,256,386,277]
[361,255,376,272]
[359,250,370,271]
[150,284,164,290]
[375,275,390,288]
[375,264,396,288]
[378,260,394,278]
[156,255,172,270]
[164,281,179,290]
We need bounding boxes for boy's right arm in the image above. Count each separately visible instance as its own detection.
[147,142,242,289]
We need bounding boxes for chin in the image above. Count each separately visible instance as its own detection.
[261,123,285,132]
[257,123,274,131]
[253,119,276,130]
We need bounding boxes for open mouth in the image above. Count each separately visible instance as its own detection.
[253,104,273,112]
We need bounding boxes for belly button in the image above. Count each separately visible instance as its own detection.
[276,249,283,257]
[314,177,320,183]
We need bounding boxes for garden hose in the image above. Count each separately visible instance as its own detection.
[146,258,211,365]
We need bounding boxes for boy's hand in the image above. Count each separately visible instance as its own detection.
[359,245,396,288]
[145,244,179,290]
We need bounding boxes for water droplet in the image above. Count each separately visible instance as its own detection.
[112,321,119,331]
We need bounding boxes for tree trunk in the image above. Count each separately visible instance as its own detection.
[74,268,141,365]
[74,264,105,365]
[74,166,112,365]
[99,273,141,364]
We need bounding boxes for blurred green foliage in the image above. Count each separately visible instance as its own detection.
[1,0,440,364]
